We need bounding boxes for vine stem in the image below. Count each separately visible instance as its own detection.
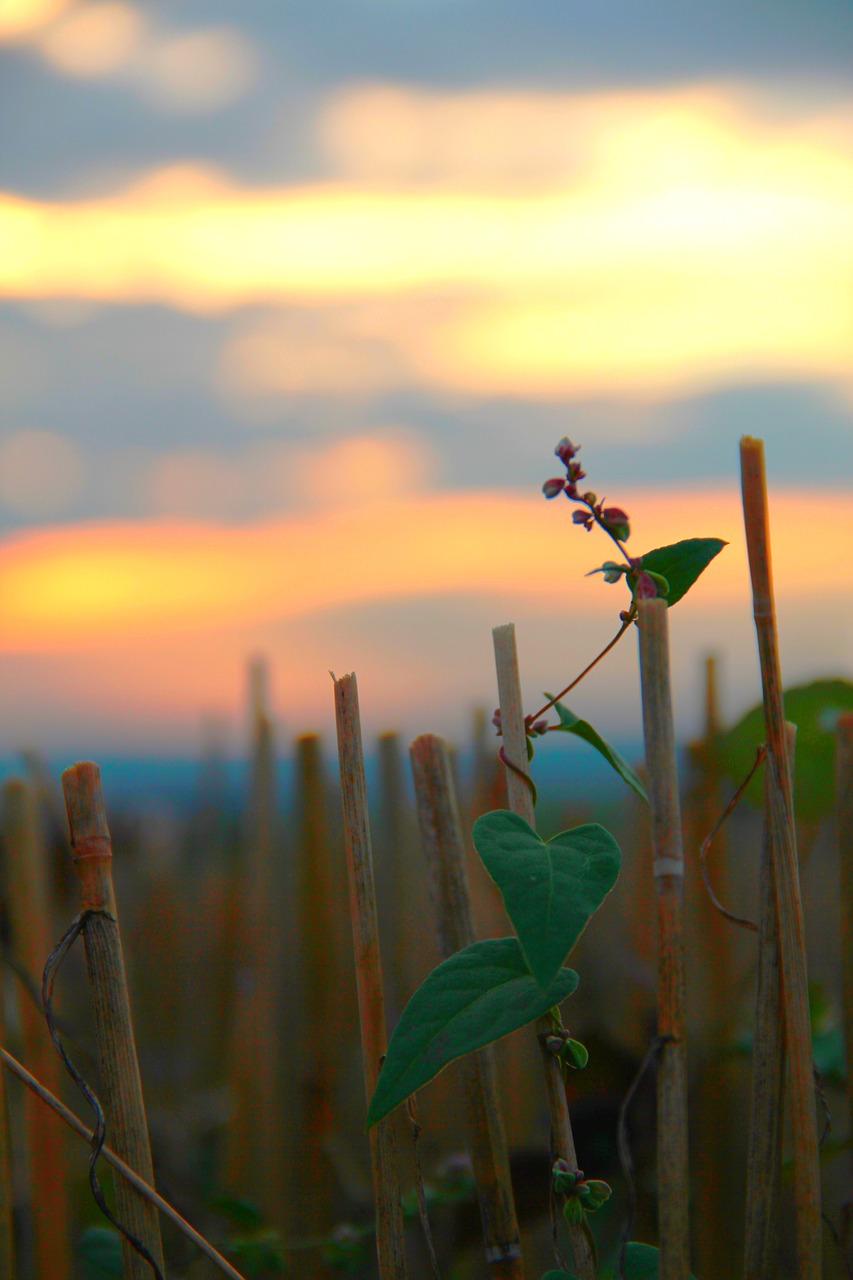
[528,612,635,725]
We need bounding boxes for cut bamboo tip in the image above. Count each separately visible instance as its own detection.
[61,762,115,912]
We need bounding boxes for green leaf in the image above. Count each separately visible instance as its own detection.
[623,1242,698,1279]
[550,698,648,803]
[636,536,726,606]
[77,1227,123,1279]
[718,679,853,824]
[366,937,578,1127]
[472,810,620,990]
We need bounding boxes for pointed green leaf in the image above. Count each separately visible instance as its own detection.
[366,938,578,1127]
[550,698,648,803]
[472,810,620,990]
[636,536,726,606]
[623,1242,698,1279]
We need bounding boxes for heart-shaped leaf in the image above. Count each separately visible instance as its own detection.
[472,811,621,990]
[635,537,726,606]
[550,698,648,804]
[622,1243,698,1279]
[366,937,578,1127]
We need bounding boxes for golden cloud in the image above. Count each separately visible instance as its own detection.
[1,85,851,398]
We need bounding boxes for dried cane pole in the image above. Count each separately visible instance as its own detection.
[294,734,338,1266]
[835,714,853,1191]
[636,597,690,1280]
[61,761,166,1280]
[740,436,822,1279]
[0,957,13,1277]
[492,623,596,1280]
[333,673,408,1280]
[743,724,795,1280]
[410,732,526,1280]
[2,778,72,1280]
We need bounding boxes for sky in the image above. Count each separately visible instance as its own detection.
[0,0,851,762]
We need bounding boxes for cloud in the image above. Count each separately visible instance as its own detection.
[0,0,70,40]
[1,82,850,400]
[35,2,142,77]
[0,483,848,654]
[0,428,85,516]
[135,26,259,115]
[141,430,432,519]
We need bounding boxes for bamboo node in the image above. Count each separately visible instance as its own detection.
[653,857,684,877]
[71,835,112,862]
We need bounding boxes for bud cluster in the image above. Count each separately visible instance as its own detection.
[543,439,631,543]
[544,1025,589,1070]
[551,1159,612,1225]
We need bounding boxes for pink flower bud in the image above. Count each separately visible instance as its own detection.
[555,437,579,465]
[542,477,566,499]
[491,708,502,732]
[601,506,630,540]
[634,570,659,599]
[572,510,594,530]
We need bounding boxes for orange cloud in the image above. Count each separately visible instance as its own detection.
[0,486,848,654]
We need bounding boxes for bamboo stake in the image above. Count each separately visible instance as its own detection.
[224,658,289,1228]
[743,723,795,1280]
[740,436,821,1279]
[2,779,71,1280]
[410,732,526,1280]
[492,623,596,1280]
[333,673,408,1280]
[636,597,690,1280]
[835,713,853,1191]
[0,967,13,1276]
[61,761,166,1280]
[294,734,337,1268]
[0,1045,248,1280]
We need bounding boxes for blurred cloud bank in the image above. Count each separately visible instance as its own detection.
[0,0,851,752]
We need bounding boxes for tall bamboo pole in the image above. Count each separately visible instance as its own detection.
[637,597,690,1280]
[740,437,821,1279]
[2,779,71,1280]
[0,957,13,1276]
[410,732,526,1280]
[743,724,796,1280]
[333,673,408,1280]
[492,623,596,1280]
[294,734,338,1268]
[62,761,166,1280]
[835,713,853,1193]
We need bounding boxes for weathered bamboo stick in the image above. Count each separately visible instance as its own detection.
[636,597,690,1280]
[492,622,596,1280]
[743,723,795,1280]
[0,1045,248,1280]
[333,673,409,1280]
[0,967,14,1276]
[61,761,166,1280]
[835,713,853,1191]
[294,734,337,1267]
[410,732,526,1280]
[2,778,71,1280]
[740,436,822,1279]
[224,658,288,1228]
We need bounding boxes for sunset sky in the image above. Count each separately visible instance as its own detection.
[1,0,851,762]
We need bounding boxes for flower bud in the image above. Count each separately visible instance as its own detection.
[572,510,594,530]
[555,437,579,465]
[634,570,659,599]
[580,1179,612,1211]
[491,709,502,733]
[542,477,566,499]
[560,1037,589,1070]
[581,491,597,506]
[563,1197,585,1225]
[545,1034,564,1056]
[601,507,630,540]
